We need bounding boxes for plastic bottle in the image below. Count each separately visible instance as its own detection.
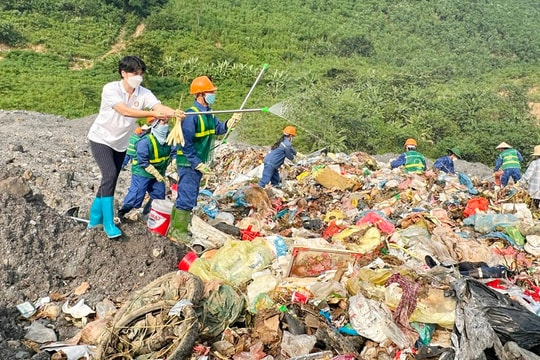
[274,236,288,257]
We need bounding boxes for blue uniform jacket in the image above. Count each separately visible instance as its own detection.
[434,155,455,174]
[263,138,296,168]
[135,137,175,169]
[181,101,227,168]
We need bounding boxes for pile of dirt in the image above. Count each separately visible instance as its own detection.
[0,111,185,359]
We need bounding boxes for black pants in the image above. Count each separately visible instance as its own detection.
[89,140,125,197]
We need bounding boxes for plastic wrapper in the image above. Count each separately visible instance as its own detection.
[280,331,317,357]
[348,293,410,349]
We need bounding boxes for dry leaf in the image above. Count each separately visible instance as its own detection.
[74,282,90,296]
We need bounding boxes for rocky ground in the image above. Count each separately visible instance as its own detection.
[0,110,494,359]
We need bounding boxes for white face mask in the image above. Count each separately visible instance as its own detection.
[126,75,143,89]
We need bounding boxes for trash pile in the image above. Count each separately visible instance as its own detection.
[24,143,540,359]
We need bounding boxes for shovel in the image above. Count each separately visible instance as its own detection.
[63,206,90,224]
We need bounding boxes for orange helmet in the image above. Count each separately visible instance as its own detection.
[190,76,217,94]
[283,126,297,136]
[404,138,417,147]
[146,116,156,124]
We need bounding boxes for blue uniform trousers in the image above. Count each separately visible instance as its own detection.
[122,174,166,209]
[501,168,521,187]
[259,164,281,187]
[175,166,203,211]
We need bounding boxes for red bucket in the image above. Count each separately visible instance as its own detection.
[178,251,198,271]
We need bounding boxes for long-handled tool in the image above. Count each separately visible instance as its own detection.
[191,103,287,117]
[218,63,269,147]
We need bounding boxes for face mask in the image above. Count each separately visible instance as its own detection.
[204,93,216,105]
[151,124,169,144]
[126,75,143,89]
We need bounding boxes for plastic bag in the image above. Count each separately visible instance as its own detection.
[348,293,410,349]
[355,210,395,234]
[462,196,488,218]
[280,331,317,357]
[463,213,520,233]
[385,285,455,329]
[451,278,540,358]
[458,172,479,195]
[191,238,273,286]
[504,226,525,247]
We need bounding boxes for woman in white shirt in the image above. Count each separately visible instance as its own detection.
[87,55,184,238]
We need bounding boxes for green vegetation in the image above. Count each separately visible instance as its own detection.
[0,0,539,165]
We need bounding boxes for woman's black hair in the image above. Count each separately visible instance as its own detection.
[118,56,146,76]
[271,135,288,150]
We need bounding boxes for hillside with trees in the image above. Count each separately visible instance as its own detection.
[0,0,539,165]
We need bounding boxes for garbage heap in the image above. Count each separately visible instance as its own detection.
[42,144,540,359]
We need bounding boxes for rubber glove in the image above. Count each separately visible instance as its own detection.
[169,160,177,173]
[227,112,242,129]
[145,164,165,182]
[195,163,213,175]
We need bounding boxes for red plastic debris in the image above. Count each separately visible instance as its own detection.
[240,225,261,241]
[356,211,395,234]
[485,279,506,290]
[323,220,345,239]
[463,196,489,218]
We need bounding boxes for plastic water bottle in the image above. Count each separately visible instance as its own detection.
[274,236,288,257]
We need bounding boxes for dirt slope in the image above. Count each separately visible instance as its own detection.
[0,111,186,359]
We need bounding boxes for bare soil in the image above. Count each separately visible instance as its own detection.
[0,111,186,359]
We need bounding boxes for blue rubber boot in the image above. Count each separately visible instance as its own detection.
[87,197,103,229]
[101,196,122,239]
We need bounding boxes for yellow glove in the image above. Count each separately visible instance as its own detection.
[195,163,213,175]
[145,164,165,182]
[166,116,185,147]
[227,112,242,129]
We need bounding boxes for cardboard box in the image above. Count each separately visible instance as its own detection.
[286,246,362,277]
